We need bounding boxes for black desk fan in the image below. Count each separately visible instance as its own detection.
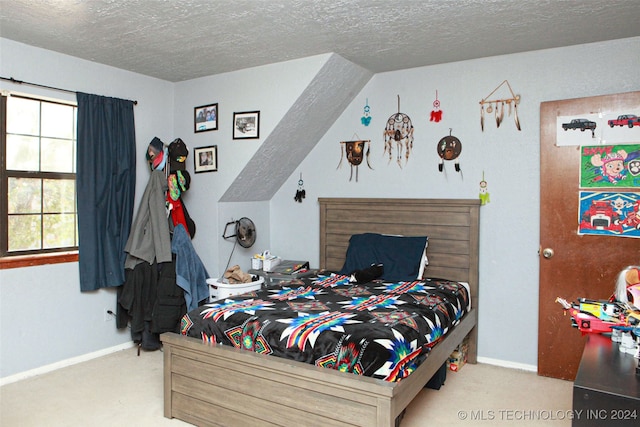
[221,217,257,282]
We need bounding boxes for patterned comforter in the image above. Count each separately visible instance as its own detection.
[180,274,470,382]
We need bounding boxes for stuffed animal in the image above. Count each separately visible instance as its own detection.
[616,266,640,310]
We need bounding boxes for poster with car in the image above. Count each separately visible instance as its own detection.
[579,144,640,188]
[556,111,640,147]
[578,191,640,238]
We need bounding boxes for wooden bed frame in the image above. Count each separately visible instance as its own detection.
[161,198,480,427]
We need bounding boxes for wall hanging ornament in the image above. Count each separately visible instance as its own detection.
[479,80,521,131]
[294,173,306,203]
[479,171,490,205]
[383,95,414,168]
[437,128,462,174]
[361,98,372,126]
[337,138,372,182]
[430,90,443,123]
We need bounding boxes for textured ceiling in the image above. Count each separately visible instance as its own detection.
[1,0,639,82]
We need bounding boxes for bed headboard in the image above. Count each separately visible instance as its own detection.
[318,198,480,302]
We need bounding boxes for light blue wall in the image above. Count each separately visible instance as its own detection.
[0,38,174,380]
[1,36,639,380]
[269,37,640,368]
[172,54,329,275]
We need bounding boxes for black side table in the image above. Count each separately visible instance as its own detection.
[248,268,317,287]
[572,333,639,426]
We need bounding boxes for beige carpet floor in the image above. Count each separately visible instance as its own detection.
[1,347,573,427]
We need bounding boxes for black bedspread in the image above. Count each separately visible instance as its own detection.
[181,274,470,382]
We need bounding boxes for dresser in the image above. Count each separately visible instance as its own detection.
[572,333,640,426]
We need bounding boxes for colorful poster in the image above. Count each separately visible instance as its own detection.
[578,191,640,238]
[580,144,640,188]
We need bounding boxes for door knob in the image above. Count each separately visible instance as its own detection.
[542,248,554,259]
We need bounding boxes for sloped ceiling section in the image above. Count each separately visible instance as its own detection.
[220,54,373,202]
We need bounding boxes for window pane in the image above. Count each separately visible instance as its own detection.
[6,96,40,135]
[3,95,79,256]
[8,178,41,214]
[8,215,41,251]
[43,179,75,213]
[6,134,40,171]
[41,137,74,173]
[41,102,74,139]
[43,214,76,248]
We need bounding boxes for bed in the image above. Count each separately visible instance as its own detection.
[161,198,480,427]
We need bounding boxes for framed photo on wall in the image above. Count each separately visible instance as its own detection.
[194,145,218,173]
[233,111,260,139]
[194,103,218,133]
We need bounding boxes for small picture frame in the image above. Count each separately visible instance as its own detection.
[233,111,260,139]
[194,145,218,173]
[194,103,218,133]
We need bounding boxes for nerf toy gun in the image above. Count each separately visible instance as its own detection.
[555,297,627,335]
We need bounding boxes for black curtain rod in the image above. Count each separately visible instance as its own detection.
[0,76,138,105]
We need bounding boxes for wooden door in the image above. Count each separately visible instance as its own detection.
[538,91,640,380]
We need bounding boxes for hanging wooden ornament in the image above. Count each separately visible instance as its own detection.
[337,139,372,182]
[383,95,414,168]
[294,173,306,203]
[479,80,521,131]
[361,98,372,126]
[430,90,443,122]
[437,128,462,173]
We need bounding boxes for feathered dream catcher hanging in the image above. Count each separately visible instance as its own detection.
[361,98,372,126]
[294,173,306,203]
[383,95,414,168]
[437,128,462,174]
[430,90,443,123]
[479,80,521,131]
[479,171,490,205]
[337,139,372,182]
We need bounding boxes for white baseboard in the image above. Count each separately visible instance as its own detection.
[477,356,537,372]
[1,341,135,386]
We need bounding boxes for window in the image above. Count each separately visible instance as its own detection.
[1,94,78,267]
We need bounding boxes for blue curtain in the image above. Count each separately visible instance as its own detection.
[76,93,136,291]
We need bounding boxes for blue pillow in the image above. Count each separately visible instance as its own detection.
[338,233,428,281]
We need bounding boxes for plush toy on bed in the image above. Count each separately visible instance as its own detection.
[349,263,384,284]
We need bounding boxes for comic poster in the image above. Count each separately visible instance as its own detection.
[578,191,640,238]
[579,144,640,188]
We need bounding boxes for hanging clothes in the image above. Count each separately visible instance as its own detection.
[171,224,209,311]
[123,169,172,268]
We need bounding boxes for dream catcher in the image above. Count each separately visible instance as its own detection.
[361,98,371,126]
[430,90,443,123]
[479,80,521,131]
[437,128,462,174]
[479,172,490,205]
[383,95,414,168]
[294,173,306,203]
[337,139,372,182]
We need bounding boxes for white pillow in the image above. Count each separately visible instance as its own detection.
[417,239,429,279]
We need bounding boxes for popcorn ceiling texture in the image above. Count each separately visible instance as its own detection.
[1,0,638,82]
